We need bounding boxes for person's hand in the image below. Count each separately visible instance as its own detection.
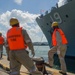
[31,50,35,57]
[26,50,29,55]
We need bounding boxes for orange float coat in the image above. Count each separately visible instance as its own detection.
[0,36,4,45]
[7,27,27,50]
[52,28,68,46]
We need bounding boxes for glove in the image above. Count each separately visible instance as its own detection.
[31,50,35,57]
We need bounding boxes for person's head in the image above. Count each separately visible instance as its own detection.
[0,32,2,36]
[51,21,59,30]
[9,18,19,27]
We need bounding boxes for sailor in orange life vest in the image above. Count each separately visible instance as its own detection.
[48,22,68,75]
[6,18,43,75]
[0,32,4,59]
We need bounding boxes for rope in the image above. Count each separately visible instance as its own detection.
[0,63,10,74]
[0,69,10,74]
[35,34,43,51]
[0,63,30,74]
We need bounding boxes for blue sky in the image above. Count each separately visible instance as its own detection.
[0,0,58,42]
[0,0,58,14]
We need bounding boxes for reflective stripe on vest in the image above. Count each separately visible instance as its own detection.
[7,27,27,50]
[0,37,4,45]
[52,28,68,46]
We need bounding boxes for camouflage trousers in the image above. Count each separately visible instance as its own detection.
[9,50,43,75]
[48,45,67,73]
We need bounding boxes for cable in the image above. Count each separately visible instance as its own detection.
[35,34,43,51]
[0,69,9,74]
[0,63,30,74]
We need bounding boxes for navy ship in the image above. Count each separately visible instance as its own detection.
[36,0,75,58]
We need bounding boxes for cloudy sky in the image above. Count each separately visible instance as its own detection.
[0,0,58,42]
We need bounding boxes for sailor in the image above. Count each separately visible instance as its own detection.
[48,21,68,75]
[0,32,4,59]
[6,18,43,75]
[4,39,10,61]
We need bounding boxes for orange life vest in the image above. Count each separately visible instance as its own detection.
[52,28,68,46]
[0,36,4,45]
[7,27,28,50]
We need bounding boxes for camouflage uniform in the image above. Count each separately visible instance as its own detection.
[0,34,4,59]
[0,45,4,59]
[7,29,43,75]
[48,31,67,73]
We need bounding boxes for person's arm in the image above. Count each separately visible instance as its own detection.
[22,29,35,57]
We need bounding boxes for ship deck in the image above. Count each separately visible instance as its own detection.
[0,55,75,75]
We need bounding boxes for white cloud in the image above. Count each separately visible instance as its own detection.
[14,0,23,5]
[0,9,47,42]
